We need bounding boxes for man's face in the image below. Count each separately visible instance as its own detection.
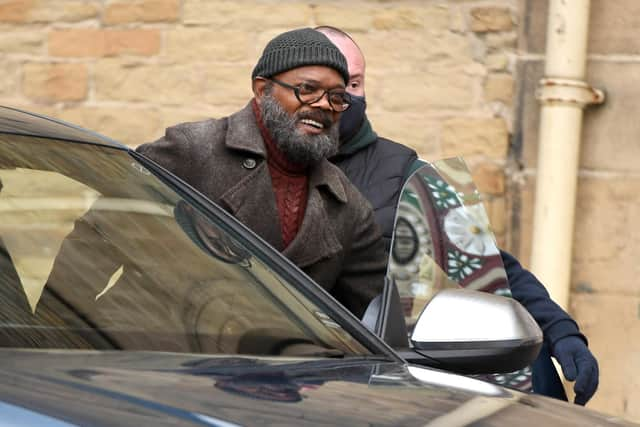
[254,65,344,166]
[320,33,365,97]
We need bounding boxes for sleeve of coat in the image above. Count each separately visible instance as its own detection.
[332,201,388,320]
[500,249,587,346]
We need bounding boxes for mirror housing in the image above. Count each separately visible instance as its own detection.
[410,288,543,374]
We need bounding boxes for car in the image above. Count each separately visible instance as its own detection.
[0,105,636,426]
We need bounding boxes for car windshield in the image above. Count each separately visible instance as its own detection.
[0,132,370,358]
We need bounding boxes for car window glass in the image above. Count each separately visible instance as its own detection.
[0,134,369,357]
[388,158,509,332]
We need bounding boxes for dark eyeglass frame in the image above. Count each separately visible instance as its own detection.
[266,78,352,112]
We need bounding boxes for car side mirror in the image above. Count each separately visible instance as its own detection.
[410,288,543,374]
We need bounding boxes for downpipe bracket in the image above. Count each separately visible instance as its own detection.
[536,78,605,108]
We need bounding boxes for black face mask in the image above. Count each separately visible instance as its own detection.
[339,95,366,144]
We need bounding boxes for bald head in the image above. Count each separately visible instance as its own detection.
[315,26,366,97]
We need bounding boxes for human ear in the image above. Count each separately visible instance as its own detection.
[252,78,267,104]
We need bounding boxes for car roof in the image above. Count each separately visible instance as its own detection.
[0,105,127,150]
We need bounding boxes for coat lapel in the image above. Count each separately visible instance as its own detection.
[218,102,284,250]
[283,161,347,268]
[218,101,350,262]
[219,161,285,251]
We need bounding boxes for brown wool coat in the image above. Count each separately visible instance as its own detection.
[136,102,387,318]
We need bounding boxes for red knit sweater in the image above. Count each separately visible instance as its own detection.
[252,100,308,248]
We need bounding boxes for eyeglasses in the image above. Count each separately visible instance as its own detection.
[267,78,352,112]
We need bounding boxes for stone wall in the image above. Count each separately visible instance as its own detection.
[1,0,637,421]
[517,1,640,420]
[0,0,517,246]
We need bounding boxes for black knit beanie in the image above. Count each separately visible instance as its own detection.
[252,28,349,84]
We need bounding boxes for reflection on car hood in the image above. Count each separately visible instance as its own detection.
[0,350,634,427]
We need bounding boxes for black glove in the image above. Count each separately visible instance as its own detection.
[551,336,599,405]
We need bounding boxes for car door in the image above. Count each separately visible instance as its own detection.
[0,106,396,360]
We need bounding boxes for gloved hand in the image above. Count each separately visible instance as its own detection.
[551,336,599,405]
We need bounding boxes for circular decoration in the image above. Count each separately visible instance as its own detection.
[392,217,419,265]
[443,204,499,256]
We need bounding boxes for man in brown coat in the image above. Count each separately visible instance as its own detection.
[136,28,387,319]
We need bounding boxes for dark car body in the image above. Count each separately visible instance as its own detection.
[0,106,636,427]
[1,350,635,427]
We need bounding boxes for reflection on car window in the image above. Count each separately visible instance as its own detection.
[0,134,368,357]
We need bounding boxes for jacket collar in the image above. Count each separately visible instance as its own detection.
[335,115,378,157]
[225,100,347,204]
[225,101,267,157]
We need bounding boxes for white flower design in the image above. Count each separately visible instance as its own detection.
[443,204,499,256]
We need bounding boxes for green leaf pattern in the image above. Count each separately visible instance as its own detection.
[446,248,483,282]
[424,176,459,210]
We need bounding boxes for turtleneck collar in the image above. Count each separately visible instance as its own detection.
[251,98,307,175]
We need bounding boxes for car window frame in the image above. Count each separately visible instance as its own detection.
[0,105,401,362]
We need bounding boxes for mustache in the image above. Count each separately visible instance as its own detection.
[295,110,333,130]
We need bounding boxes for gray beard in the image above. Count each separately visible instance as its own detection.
[259,94,340,167]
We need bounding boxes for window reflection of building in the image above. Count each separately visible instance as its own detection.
[0,137,366,357]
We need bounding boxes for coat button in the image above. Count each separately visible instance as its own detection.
[243,158,257,169]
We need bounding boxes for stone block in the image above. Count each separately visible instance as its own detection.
[366,111,440,160]
[23,63,88,102]
[0,0,30,22]
[314,4,374,31]
[371,5,451,31]
[49,29,161,57]
[588,0,640,54]
[581,62,640,171]
[570,294,640,421]
[358,31,472,70]
[512,59,541,168]
[513,173,640,303]
[472,162,506,195]
[523,0,640,55]
[484,32,518,50]
[470,7,513,33]
[0,31,43,54]
[449,5,466,33]
[104,0,179,24]
[571,175,640,296]
[201,65,255,106]
[485,53,509,71]
[518,61,640,172]
[0,0,99,23]
[0,60,19,97]
[442,117,509,159]
[519,0,546,53]
[155,106,235,140]
[183,0,310,29]
[94,60,252,106]
[375,66,476,112]
[165,29,250,63]
[484,73,514,104]
[485,195,507,236]
[512,170,535,266]
[54,107,163,147]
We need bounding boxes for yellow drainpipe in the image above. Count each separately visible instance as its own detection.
[530,0,604,310]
